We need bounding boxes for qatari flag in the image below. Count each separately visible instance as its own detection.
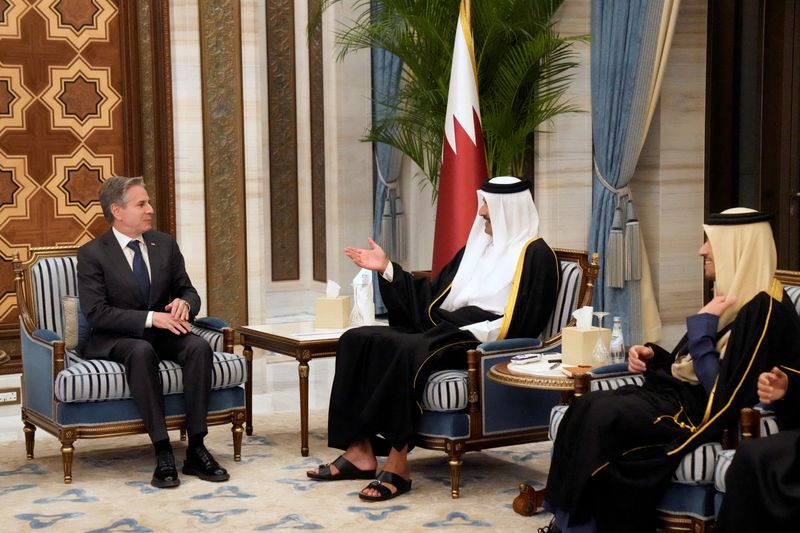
[431,0,487,275]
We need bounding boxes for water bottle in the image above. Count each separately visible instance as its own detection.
[610,316,625,364]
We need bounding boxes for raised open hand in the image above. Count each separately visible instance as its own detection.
[344,238,390,272]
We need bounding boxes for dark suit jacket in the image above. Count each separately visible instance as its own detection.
[77,229,201,358]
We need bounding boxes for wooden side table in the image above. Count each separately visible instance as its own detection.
[237,322,344,456]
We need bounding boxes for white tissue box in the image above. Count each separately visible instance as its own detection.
[562,327,611,367]
[314,296,351,329]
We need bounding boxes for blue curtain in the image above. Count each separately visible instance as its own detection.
[370,2,404,314]
[588,0,663,344]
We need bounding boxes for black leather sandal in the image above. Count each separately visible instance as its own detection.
[358,470,412,501]
[306,455,376,481]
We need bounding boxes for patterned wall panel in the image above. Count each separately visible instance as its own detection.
[308,0,326,282]
[0,0,139,371]
[266,0,299,281]
[198,1,248,328]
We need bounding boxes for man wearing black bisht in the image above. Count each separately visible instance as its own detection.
[715,361,800,531]
[307,176,560,501]
[543,208,800,533]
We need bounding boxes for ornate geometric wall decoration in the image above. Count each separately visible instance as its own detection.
[40,56,121,138]
[0,0,29,39]
[36,0,116,50]
[44,145,112,225]
[0,64,34,130]
[0,0,144,372]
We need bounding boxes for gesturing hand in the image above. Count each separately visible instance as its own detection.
[344,238,390,272]
[153,311,192,335]
[627,345,654,374]
[699,295,737,317]
[758,367,789,404]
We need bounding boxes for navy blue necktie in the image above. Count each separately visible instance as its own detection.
[127,240,151,301]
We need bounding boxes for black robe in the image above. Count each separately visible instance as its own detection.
[545,285,800,533]
[716,369,800,532]
[327,237,559,455]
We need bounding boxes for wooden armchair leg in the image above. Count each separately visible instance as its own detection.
[448,453,463,499]
[513,483,545,516]
[23,422,36,459]
[232,415,244,462]
[60,439,75,484]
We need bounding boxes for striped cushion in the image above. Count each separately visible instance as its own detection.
[541,261,582,340]
[421,370,469,412]
[713,449,736,492]
[759,411,780,437]
[192,323,224,352]
[31,256,79,339]
[54,351,247,403]
[785,284,800,315]
[549,404,569,440]
[589,374,645,391]
[672,442,722,485]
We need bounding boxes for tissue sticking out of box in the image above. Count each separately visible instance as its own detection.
[572,306,593,330]
[326,280,341,298]
[350,269,375,326]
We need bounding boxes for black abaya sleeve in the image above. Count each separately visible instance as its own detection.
[377,248,465,332]
[498,238,560,339]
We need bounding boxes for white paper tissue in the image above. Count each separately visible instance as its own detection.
[350,269,375,326]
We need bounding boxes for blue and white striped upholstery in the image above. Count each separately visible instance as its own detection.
[541,261,581,341]
[54,351,247,403]
[759,411,779,437]
[785,284,800,314]
[713,449,736,493]
[589,374,645,391]
[421,370,469,411]
[30,256,79,339]
[191,323,224,352]
[30,254,244,404]
[672,442,723,485]
[549,404,568,440]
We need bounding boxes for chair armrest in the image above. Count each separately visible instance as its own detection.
[192,316,234,352]
[740,407,761,440]
[477,338,542,355]
[588,362,631,376]
[20,325,61,416]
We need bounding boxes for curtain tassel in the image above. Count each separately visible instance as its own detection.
[624,201,642,281]
[606,204,625,288]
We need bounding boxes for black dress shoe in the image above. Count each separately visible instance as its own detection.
[151,451,180,488]
[183,445,230,482]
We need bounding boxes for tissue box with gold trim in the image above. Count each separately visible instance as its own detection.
[314,296,351,329]
[562,327,611,367]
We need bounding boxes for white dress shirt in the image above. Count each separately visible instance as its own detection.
[112,227,154,327]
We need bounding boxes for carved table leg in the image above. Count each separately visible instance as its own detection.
[298,357,310,456]
[513,483,545,516]
[244,345,254,435]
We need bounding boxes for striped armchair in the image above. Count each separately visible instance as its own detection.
[13,246,250,483]
[415,248,599,498]
[533,269,800,531]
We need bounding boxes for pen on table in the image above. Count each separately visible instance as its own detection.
[549,361,561,369]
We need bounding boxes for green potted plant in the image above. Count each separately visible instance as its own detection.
[312,0,585,191]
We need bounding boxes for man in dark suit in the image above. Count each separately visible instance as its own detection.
[78,176,229,488]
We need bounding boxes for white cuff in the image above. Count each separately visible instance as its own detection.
[145,311,153,328]
[381,261,394,282]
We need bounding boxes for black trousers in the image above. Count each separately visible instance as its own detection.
[103,331,213,443]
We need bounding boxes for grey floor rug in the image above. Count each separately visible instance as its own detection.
[0,410,552,531]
